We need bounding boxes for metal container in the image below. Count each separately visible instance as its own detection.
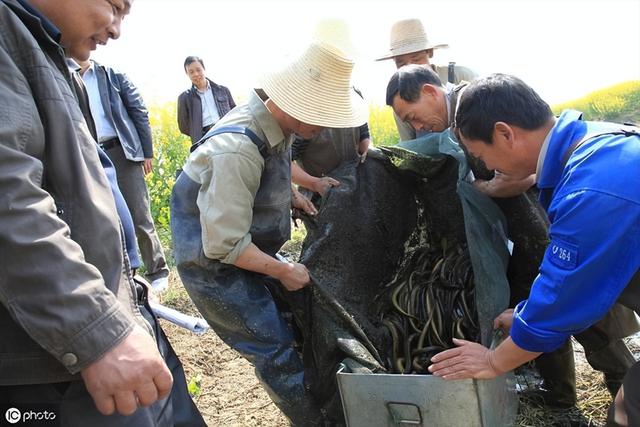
[337,368,518,427]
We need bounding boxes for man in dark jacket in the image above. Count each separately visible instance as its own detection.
[77,58,170,292]
[0,0,196,424]
[177,55,236,143]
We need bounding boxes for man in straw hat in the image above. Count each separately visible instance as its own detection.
[290,19,371,199]
[377,19,529,197]
[377,19,476,142]
[377,18,475,85]
[376,19,529,193]
[170,42,367,425]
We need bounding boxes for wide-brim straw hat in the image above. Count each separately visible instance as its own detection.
[260,42,368,128]
[376,19,449,61]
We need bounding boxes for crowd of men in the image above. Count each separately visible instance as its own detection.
[1,1,637,426]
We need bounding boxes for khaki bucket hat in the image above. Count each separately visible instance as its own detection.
[260,42,368,128]
[376,19,449,61]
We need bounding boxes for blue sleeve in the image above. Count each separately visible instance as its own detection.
[511,189,640,352]
[97,147,141,270]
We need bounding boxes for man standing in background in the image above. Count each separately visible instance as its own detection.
[78,58,170,292]
[178,55,236,143]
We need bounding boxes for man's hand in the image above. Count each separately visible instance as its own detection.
[493,308,515,332]
[311,176,340,197]
[277,261,311,291]
[292,186,318,216]
[81,325,173,416]
[473,173,536,198]
[428,338,503,380]
[143,158,153,175]
[234,244,312,292]
[429,337,541,381]
[357,138,371,163]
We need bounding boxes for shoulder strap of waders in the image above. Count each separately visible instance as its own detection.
[448,61,456,84]
[190,125,268,159]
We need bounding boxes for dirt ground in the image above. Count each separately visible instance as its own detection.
[157,280,289,427]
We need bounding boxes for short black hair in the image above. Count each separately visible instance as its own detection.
[455,73,553,144]
[184,56,205,71]
[385,64,443,106]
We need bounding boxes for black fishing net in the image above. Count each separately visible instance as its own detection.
[287,130,551,424]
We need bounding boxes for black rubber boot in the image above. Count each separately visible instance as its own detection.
[532,339,578,408]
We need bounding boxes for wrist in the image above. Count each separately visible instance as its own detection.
[270,260,292,280]
[310,177,322,192]
[485,349,507,376]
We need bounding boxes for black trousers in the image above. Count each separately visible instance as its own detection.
[623,362,640,426]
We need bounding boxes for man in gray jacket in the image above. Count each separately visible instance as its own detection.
[0,0,184,424]
[77,58,170,292]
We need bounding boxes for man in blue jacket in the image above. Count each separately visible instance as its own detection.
[429,73,640,426]
[78,58,170,292]
[387,64,639,405]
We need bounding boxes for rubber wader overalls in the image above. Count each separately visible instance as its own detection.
[171,126,323,426]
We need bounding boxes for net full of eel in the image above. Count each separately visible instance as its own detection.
[290,131,523,423]
[377,241,479,374]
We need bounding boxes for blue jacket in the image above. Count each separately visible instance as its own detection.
[511,110,640,353]
[97,147,141,270]
[92,61,153,160]
[67,59,142,271]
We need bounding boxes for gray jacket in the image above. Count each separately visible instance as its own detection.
[91,61,153,161]
[177,78,236,143]
[0,0,152,384]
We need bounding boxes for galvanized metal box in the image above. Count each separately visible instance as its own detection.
[337,369,518,427]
